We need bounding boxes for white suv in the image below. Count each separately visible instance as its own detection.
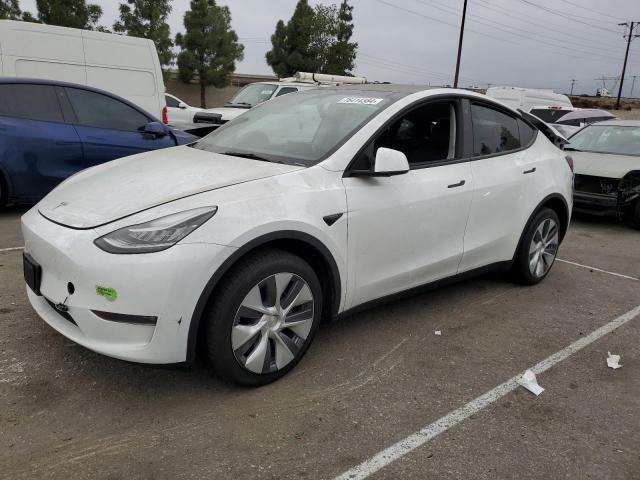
[22,86,573,386]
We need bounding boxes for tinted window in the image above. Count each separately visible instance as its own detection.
[352,102,457,170]
[471,104,520,156]
[275,87,298,97]
[165,95,180,108]
[0,84,63,123]
[66,88,150,131]
[518,118,537,145]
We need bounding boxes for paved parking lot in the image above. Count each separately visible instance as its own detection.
[1,206,639,479]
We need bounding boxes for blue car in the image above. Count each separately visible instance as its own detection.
[0,78,196,205]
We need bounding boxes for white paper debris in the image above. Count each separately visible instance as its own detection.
[518,369,545,396]
[607,352,622,369]
[434,330,442,336]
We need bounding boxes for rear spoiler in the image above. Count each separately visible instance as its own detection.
[518,109,568,149]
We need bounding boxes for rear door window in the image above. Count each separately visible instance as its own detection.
[0,84,63,123]
[66,88,150,131]
[471,104,521,156]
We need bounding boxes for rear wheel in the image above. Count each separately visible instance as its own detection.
[204,249,323,386]
[513,208,560,285]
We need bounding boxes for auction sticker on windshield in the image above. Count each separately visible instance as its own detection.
[338,97,383,105]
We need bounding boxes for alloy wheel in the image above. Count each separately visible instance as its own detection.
[528,218,559,278]
[231,273,315,374]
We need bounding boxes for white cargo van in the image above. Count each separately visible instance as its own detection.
[485,86,576,123]
[0,20,166,120]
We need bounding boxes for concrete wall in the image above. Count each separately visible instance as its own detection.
[165,73,278,109]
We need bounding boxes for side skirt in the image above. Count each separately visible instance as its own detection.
[333,260,513,322]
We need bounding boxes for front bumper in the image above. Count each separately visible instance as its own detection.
[21,207,236,364]
[573,191,620,216]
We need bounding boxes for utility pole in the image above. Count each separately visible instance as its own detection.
[570,79,577,96]
[616,22,639,109]
[453,0,468,88]
[631,75,638,98]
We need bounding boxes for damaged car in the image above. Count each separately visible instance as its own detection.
[565,120,640,229]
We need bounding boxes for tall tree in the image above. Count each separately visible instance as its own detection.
[325,0,357,75]
[114,0,174,68]
[35,0,103,29]
[266,0,315,78]
[266,0,357,77]
[175,0,244,108]
[0,0,21,19]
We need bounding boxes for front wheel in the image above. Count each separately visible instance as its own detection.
[204,249,323,387]
[513,208,560,285]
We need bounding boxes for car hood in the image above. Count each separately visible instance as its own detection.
[202,107,248,121]
[38,146,303,229]
[571,150,640,179]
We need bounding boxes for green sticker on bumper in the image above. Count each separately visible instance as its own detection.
[96,285,117,302]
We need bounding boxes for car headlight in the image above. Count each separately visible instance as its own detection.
[94,207,218,254]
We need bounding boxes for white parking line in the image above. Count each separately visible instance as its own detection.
[334,303,640,480]
[0,246,24,253]
[557,258,639,282]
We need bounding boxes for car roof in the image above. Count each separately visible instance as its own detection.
[330,83,437,94]
[0,77,158,121]
[588,119,640,127]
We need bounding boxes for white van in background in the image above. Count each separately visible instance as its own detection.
[485,86,576,123]
[0,20,166,120]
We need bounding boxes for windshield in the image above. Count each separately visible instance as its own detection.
[226,84,278,108]
[530,108,573,123]
[193,90,396,166]
[566,125,640,156]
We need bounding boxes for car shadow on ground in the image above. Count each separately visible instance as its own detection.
[18,270,514,410]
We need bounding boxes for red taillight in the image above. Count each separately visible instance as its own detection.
[565,155,574,172]
[162,105,168,124]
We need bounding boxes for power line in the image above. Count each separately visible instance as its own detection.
[518,0,622,35]
[473,0,624,52]
[358,53,484,84]
[554,0,625,22]
[413,0,624,59]
[377,0,623,66]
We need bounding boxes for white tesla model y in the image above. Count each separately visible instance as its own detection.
[22,85,573,386]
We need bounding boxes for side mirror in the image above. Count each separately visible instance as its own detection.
[178,102,188,110]
[142,121,168,137]
[373,147,410,176]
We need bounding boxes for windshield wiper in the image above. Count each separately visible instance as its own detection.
[563,146,579,151]
[224,102,252,109]
[222,151,276,162]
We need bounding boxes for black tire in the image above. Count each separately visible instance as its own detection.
[632,200,640,231]
[512,208,561,285]
[204,249,323,387]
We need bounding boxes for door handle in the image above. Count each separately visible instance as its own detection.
[523,167,536,174]
[447,180,466,188]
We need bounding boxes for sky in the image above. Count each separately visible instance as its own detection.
[19,0,640,96]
